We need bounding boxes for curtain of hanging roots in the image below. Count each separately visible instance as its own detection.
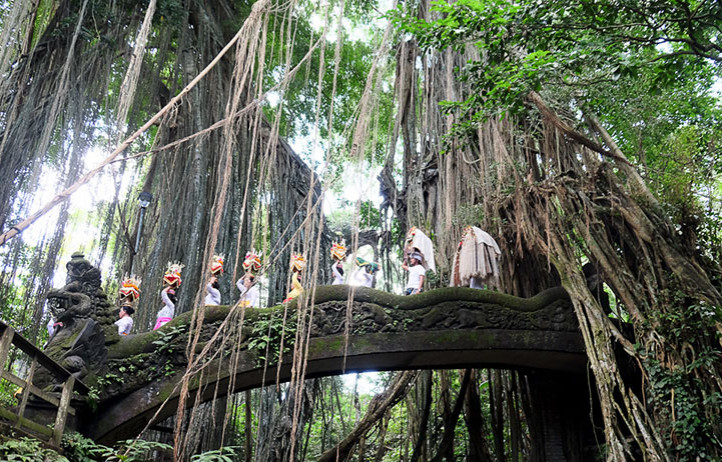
[127,0,340,459]
[11,0,721,459]
[376,0,719,459]
[453,95,722,459]
[171,1,273,459]
[0,0,383,460]
[0,1,157,346]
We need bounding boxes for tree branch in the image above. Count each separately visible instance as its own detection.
[432,370,471,461]
[525,91,631,166]
[318,371,418,462]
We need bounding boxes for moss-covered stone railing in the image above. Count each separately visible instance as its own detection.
[83,285,585,444]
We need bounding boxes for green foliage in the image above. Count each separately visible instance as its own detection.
[327,200,382,233]
[392,1,722,459]
[642,293,722,461]
[155,0,186,27]
[101,438,172,462]
[65,432,173,462]
[0,381,18,409]
[151,325,186,355]
[84,386,100,411]
[646,358,721,460]
[61,432,108,462]
[248,309,297,364]
[0,432,177,461]
[391,0,721,127]
[0,435,68,461]
[260,0,394,165]
[0,242,52,345]
[191,446,240,462]
[95,372,123,388]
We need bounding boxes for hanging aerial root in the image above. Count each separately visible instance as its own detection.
[0,0,272,248]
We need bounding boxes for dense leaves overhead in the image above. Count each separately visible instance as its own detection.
[393,0,721,117]
[393,0,722,257]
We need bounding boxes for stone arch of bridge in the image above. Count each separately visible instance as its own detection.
[85,286,588,445]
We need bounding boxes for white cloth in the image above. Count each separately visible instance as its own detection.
[406,264,426,290]
[409,229,436,273]
[115,316,133,336]
[452,226,501,288]
[47,319,55,337]
[474,227,501,254]
[205,283,221,305]
[239,285,260,308]
[332,264,344,285]
[352,269,374,288]
[156,288,175,320]
[469,276,485,289]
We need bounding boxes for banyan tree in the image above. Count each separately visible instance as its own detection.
[0,0,721,460]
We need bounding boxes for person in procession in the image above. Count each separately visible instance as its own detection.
[155,262,182,330]
[283,253,306,303]
[115,306,135,336]
[205,255,224,305]
[450,226,502,290]
[352,257,379,288]
[331,240,347,285]
[116,275,141,335]
[403,252,426,295]
[237,250,262,308]
[402,227,435,295]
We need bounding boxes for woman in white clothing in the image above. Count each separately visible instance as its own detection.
[153,263,183,330]
[332,261,344,285]
[331,241,347,285]
[238,251,262,307]
[115,306,135,335]
[155,262,183,330]
[205,255,224,305]
[154,287,176,330]
[205,276,221,305]
[237,274,260,307]
[353,257,379,288]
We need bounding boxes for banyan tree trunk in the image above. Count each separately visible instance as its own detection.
[463,370,493,462]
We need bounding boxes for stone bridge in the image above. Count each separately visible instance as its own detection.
[80,285,590,454]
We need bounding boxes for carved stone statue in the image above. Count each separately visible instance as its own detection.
[39,252,115,387]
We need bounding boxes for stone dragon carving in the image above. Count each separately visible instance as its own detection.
[40,252,117,386]
[310,286,577,337]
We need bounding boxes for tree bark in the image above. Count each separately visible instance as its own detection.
[410,371,433,462]
[489,370,505,461]
[432,369,471,461]
[463,370,493,462]
[374,415,390,462]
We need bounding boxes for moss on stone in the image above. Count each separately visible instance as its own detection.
[99,285,574,406]
[287,284,569,313]
[307,337,345,355]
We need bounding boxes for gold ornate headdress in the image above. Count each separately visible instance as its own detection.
[119,275,142,302]
[331,240,347,262]
[163,262,184,287]
[290,253,306,272]
[406,226,417,243]
[211,254,224,275]
[242,250,262,274]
